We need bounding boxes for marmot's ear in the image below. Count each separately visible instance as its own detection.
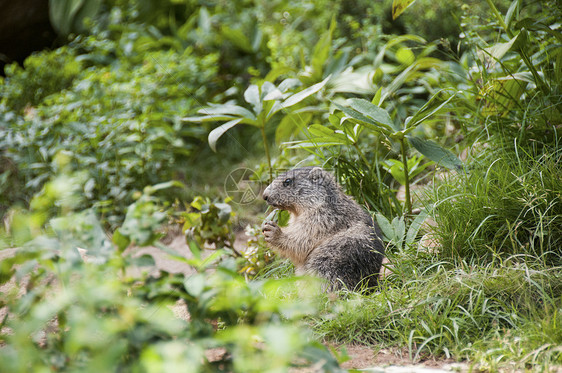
[309,167,324,182]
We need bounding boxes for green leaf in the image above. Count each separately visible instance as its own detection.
[407,136,462,170]
[49,0,102,36]
[244,84,262,114]
[268,209,291,227]
[382,159,407,185]
[182,114,236,123]
[113,228,131,253]
[144,180,186,194]
[275,112,312,144]
[348,98,399,131]
[392,0,417,20]
[220,26,253,53]
[406,210,429,247]
[477,33,520,67]
[200,104,256,121]
[281,77,329,109]
[208,118,243,152]
[481,77,527,117]
[284,140,345,149]
[308,124,350,145]
[372,87,383,106]
[311,18,336,78]
[407,90,457,128]
[396,47,415,65]
[375,213,394,242]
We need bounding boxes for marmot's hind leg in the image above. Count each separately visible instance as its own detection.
[305,236,383,292]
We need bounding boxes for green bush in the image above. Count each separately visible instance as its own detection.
[0,47,82,113]
[0,36,218,225]
[0,172,342,372]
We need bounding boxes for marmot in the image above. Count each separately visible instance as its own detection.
[262,167,385,291]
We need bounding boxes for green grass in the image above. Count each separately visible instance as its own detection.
[431,143,562,266]
[310,251,562,369]
[306,141,562,370]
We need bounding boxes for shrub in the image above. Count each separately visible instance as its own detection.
[0,36,218,225]
[0,47,82,113]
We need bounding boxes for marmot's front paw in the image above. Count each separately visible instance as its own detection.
[262,220,281,243]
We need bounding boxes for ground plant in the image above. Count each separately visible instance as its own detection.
[1,0,561,371]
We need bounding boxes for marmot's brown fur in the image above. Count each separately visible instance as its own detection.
[262,167,385,291]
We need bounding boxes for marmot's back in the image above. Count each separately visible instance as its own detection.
[262,167,385,291]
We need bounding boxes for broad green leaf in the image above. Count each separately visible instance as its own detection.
[267,209,290,227]
[182,114,236,123]
[406,209,429,247]
[392,0,417,20]
[477,33,520,67]
[382,159,407,185]
[372,87,383,106]
[333,103,374,126]
[263,88,284,101]
[49,0,102,36]
[407,90,457,128]
[275,112,312,144]
[396,47,415,65]
[505,0,519,28]
[284,140,346,149]
[244,84,262,114]
[381,58,442,104]
[375,213,394,242]
[220,26,253,52]
[281,77,329,109]
[333,102,392,135]
[480,76,527,117]
[392,216,406,249]
[265,66,296,82]
[348,98,399,131]
[515,18,562,43]
[407,136,462,170]
[112,227,129,251]
[208,118,243,152]
[130,254,156,267]
[308,124,350,144]
[277,78,301,93]
[198,6,211,34]
[202,104,256,121]
[145,180,186,194]
[261,81,279,100]
[311,18,336,77]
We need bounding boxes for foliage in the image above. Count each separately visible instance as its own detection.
[0,172,343,372]
[0,35,218,226]
[1,0,562,370]
[181,196,236,252]
[290,91,462,215]
[312,254,562,368]
[184,78,329,182]
[49,0,103,36]
[432,144,562,265]
[0,47,81,113]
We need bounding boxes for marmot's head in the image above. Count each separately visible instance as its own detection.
[262,167,339,214]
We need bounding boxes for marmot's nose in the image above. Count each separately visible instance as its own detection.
[262,185,270,201]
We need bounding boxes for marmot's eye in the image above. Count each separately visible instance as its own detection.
[283,178,293,187]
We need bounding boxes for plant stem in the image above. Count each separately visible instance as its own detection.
[261,126,273,183]
[399,138,412,216]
